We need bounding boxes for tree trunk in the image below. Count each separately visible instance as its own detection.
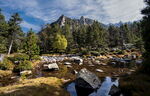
[8,40,13,55]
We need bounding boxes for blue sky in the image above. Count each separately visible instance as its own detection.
[0,0,146,32]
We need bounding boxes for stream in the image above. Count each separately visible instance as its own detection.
[66,77,122,96]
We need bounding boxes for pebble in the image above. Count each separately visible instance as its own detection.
[96,69,104,73]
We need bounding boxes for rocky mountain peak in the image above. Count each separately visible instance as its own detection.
[52,15,95,27]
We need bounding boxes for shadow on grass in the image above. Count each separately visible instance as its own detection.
[0,83,69,96]
[120,73,150,96]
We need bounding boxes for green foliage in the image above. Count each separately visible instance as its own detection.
[24,29,40,60]
[0,58,14,70]
[8,13,24,54]
[141,0,150,73]
[0,36,7,53]
[8,54,29,62]
[90,51,100,56]
[31,55,41,60]
[15,60,32,71]
[63,23,74,51]
[0,10,9,53]
[20,73,27,80]
[52,34,67,52]
[80,49,90,55]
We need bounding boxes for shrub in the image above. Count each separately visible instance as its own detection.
[8,54,29,62]
[20,73,27,80]
[90,51,100,56]
[81,49,90,55]
[115,50,125,55]
[15,60,33,71]
[0,58,14,70]
[31,55,41,60]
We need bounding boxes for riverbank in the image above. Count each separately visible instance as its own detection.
[0,77,69,96]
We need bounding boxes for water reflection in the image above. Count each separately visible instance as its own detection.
[66,77,119,96]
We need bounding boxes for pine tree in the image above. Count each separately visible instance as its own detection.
[24,29,40,60]
[63,23,74,51]
[108,25,120,47]
[0,9,9,53]
[141,0,150,73]
[8,13,23,55]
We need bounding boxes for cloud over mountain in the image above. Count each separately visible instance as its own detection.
[0,0,146,31]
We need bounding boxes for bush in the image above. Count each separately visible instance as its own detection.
[115,50,125,55]
[31,55,41,60]
[0,58,14,70]
[8,54,29,62]
[90,51,100,56]
[15,60,33,71]
[80,49,90,55]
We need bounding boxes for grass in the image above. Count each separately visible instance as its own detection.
[120,72,150,96]
[0,77,69,96]
[0,70,12,77]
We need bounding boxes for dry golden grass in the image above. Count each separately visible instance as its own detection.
[0,70,12,77]
[0,77,69,96]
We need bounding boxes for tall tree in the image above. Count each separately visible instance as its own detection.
[0,9,9,53]
[8,13,23,55]
[108,25,120,47]
[62,23,74,51]
[141,0,150,73]
[24,29,40,60]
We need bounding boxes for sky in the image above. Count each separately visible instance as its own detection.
[0,0,146,32]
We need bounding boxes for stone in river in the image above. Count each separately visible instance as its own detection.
[75,68,101,90]
[43,63,59,70]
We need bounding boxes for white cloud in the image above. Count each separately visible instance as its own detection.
[0,0,146,25]
[21,21,41,31]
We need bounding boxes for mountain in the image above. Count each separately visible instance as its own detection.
[51,15,95,27]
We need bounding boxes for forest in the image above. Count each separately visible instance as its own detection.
[0,0,150,96]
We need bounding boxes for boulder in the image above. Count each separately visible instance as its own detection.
[20,70,32,75]
[109,84,121,96]
[75,68,101,90]
[43,63,59,70]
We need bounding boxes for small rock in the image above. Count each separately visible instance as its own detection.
[66,65,72,68]
[101,63,107,66]
[11,76,20,79]
[73,70,78,74]
[20,70,32,75]
[130,69,135,72]
[43,63,59,70]
[64,62,72,65]
[96,69,104,73]
[89,64,95,67]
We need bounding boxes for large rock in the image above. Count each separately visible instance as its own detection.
[109,84,121,96]
[75,68,101,90]
[43,63,59,70]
